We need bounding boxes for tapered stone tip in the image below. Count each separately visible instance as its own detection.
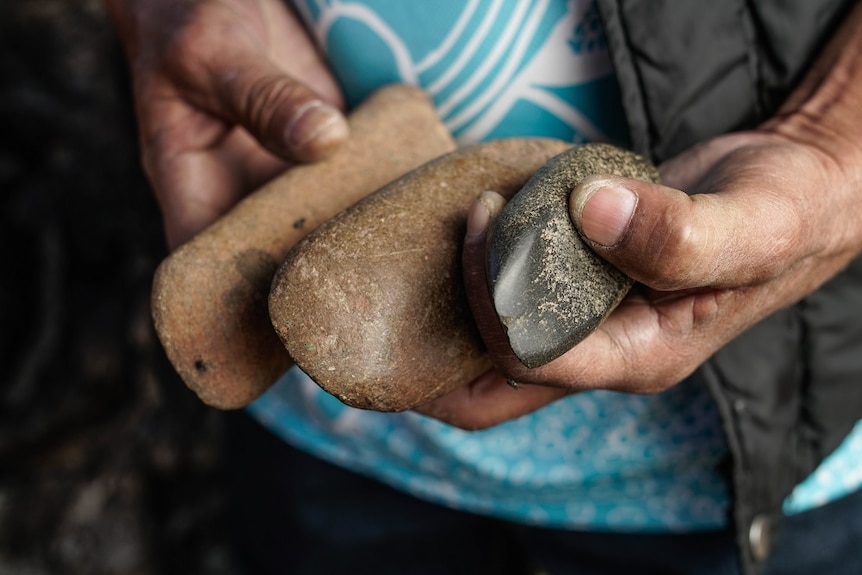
[486,143,659,368]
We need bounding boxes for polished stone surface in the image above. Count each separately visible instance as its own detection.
[486,143,658,368]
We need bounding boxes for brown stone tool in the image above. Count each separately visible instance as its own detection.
[151,85,456,409]
[486,143,659,368]
[269,138,571,412]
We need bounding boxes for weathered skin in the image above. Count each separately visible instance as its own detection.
[486,143,659,368]
[269,138,571,412]
[151,85,456,409]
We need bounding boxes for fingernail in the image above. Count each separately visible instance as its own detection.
[285,101,347,154]
[465,197,490,243]
[466,191,505,243]
[572,178,637,247]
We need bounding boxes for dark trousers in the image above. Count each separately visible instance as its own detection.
[225,411,862,575]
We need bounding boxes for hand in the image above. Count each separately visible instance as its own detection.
[418,0,862,431]
[105,0,348,248]
[417,129,862,430]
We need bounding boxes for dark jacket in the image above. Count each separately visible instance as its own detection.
[596,1,862,573]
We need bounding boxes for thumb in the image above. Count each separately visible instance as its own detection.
[205,55,349,163]
[569,175,771,291]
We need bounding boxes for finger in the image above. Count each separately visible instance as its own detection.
[205,54,349,163]
[504,289,729,393]
[462,190,593,386]
[164,6,349,163]
[568,168,807,291]
[154,128,289,249]
[414,370,569,430]
[218,127,292,194]
[462,190,507,310]
[462,191,522,368]
[462,191,739,393]
[258,0,346,110]
[135,90,287,248]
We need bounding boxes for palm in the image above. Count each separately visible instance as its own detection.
[109,0,344,247]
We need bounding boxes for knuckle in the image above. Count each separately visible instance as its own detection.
[689,290,724,326]
[242,75,305,135]
[723,192,806,286]
[640,205,710,289]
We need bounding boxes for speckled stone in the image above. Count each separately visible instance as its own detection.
[486,143,659,368]
[269,138,571,412]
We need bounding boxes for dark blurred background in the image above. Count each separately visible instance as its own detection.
[0,1,240,572]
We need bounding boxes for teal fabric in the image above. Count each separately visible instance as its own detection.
[255,0,862,529]
[784,420,862,515]
[249,368,730,530]
[293,0,629,145]
[250,0,732,531]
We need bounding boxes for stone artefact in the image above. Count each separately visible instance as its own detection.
[151,86,455,409]
[486,143,659,368]
[269,138,571,411]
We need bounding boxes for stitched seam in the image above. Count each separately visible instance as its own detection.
[595,0,654,159]
[739,0,767,120]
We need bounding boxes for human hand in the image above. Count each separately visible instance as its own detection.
[417,128,862,430]
[105,0,348,248]
[420,0,862,430]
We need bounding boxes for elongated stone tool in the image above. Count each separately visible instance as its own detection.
[269,138,571,411]
[151,86,455,409]
[485,143,659,369]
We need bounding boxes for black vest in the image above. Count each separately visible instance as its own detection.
[596,1,861,573]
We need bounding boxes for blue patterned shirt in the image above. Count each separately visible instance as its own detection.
[249,0,862,529]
